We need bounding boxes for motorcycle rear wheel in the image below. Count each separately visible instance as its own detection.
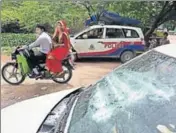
[52,65,72,84]
[2,62,26,85]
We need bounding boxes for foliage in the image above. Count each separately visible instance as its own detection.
[1,1,175,35]
[1,1,88,32]
[77,1,166,27]
[144,1,176,46]
[1,20,29,33]
[1,33,35,47]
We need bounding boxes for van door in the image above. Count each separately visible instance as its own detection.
[100,27,127,57]
[72,32,89,54]
[73,28,105,57]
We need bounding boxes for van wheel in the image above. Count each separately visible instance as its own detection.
[120,51,134,63]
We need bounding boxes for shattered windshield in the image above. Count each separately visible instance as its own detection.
[68,50,176,133]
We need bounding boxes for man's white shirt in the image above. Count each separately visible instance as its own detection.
[27,32,52,54]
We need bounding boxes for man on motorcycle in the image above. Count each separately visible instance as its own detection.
[22,24,52,76]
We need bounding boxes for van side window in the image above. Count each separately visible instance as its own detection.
[76,28,104,39]
[105,28,124,38]
[123,29,139,38]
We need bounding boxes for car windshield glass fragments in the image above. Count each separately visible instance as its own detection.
[68,50,176,133]
[106,28,124,38]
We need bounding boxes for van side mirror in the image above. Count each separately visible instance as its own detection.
[82,34,88,39]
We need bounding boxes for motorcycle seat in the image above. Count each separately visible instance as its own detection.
[38,59,45,64]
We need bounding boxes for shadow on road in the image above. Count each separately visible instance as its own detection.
[76,58,121,63]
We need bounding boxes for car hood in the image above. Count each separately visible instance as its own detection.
[1,88,80,133]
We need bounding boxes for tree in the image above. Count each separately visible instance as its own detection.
[145,1,176,46]
[80,1,165,28]
[80,1,176,47]
[1,1,175,36]
[1,1,88,33]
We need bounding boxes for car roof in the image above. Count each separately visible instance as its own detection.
[154,44,176,58]
[90,25,141,30]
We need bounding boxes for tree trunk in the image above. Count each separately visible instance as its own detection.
[144,1,171,47]
[144,24,158,47]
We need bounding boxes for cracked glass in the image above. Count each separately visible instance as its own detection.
[68,50,176,133]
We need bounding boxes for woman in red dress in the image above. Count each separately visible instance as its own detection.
[46,20,71,76]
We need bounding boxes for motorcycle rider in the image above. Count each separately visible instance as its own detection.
[46,20,71,77]
[22,24,52,76]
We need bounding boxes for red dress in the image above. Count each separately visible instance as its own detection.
[46,32,70,73]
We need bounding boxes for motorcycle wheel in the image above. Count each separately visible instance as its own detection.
[2,62,26,85]
[52,65,72,84]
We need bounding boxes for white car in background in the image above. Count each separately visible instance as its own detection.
[70,25,145,63]
[2,44,176,133]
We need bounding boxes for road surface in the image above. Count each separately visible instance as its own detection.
[1,55,120,108]
[1,35,176,108]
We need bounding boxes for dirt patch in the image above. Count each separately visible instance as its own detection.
[1,55,10,63]
[1,83,73,108]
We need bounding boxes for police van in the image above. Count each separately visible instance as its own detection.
[70,25,145,63]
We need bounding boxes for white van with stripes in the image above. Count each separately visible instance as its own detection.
[70,25,145,63]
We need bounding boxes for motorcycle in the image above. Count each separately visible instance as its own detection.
[1,46,75,85]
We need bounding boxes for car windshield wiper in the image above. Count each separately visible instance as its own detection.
[37,89,83,133]
[56,85,97,133]
[54,90,81,133]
